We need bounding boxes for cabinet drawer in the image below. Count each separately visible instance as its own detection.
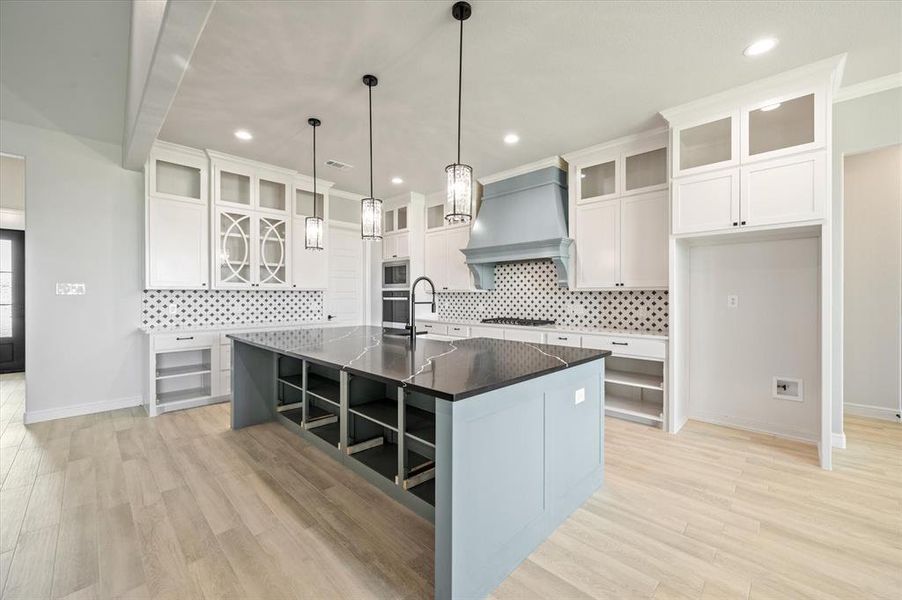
[422,322,448,335]
[504,329,546,344]
[581,334,665,360]
[547,333,582,348]
[220,343,231,370]
[154,332,217,351]
[447,325,470,337]
[470,326,504,340]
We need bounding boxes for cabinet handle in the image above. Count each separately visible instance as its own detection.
[176,336,194,341]
[611,341,628,346]
[557,336,568,341]
[741,221,747,225]
[733,222,738,227]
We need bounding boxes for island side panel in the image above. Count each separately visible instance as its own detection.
[230,340,277,429]
[434,358,605,600]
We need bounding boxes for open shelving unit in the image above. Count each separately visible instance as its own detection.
[154,348,213,409]
[604,356,664,426]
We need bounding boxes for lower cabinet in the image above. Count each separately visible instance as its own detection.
[147,333,222,417]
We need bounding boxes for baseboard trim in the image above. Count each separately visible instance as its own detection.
[24,395,144,424]
[831,432,847,449]
[844,402,902,422]
[688,412,818,445]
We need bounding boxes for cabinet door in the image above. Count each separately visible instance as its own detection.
[258,216,290,288]
[620,191,668,288]
[424,231,447,289]
[396,206,408,231]
[623,146,667,195]
[673,113,739,178]
[577,152,618,204]
[147,197,208,289]
[150,155,205,203]
[445,226,472,291]
[742,88,824,163]
[574,199,620,288]
[216,209,254,288]
[382,235,397,260]
[740,152,825,227]
[291,217,327,289]
[257,176,289,213]
[214,165,253,208]
[384,209,396,233]
[672,168,740,235]
[394,232,410,259]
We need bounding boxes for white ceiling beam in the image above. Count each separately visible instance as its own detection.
[122,0,215,170]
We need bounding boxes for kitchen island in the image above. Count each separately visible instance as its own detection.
[228,325,609,600]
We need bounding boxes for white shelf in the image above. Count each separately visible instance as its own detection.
[605,369,664,390]
[155,363,211,380]
[605,393,663,423]
[157,387,211,404]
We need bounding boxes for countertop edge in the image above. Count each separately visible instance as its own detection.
[418,318,669,341]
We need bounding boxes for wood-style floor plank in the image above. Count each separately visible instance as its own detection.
[0,371,899,600]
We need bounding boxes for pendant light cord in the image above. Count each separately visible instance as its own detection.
[312,124,318,220]
[457,16,463,165]
[368,83,374,199]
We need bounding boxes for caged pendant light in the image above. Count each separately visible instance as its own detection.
[361,74,383,240]
[445,1,473,224]
[305,117,324,250]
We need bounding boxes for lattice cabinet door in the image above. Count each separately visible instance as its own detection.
[257,215,290,288]
[215,208,254,288]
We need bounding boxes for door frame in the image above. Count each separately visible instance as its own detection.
[0,228,25,373]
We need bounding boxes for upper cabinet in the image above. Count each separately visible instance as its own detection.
[384,206,408,234]
[382,203,411,260]
[212,156,291,215]
[578,151,618,204]
[571,131,668,206]
[662,59,837,237]
[424,224,474,292]
[145,143,210,289]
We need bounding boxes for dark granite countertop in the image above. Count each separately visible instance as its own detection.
[228,325,610,401]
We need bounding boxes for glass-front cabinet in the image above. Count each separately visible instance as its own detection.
[257,216,289,287]
[258,177,288,213]
[741,86,824,163]
[577,151,618,204]
[216,165,253,207]
[672,112,739,178]
[216,209,254,288]
[384,206,408,234]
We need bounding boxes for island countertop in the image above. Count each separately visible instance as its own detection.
[228,325,610,401]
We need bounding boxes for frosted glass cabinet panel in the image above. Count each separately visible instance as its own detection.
[218,210,253,286]
[258,217,288,287]
[220,171,251,205]
[678,117,733,172]
[396,206,408,230]
[155,160,201,200]
[624,147,667,192]
[748,94,815,157]
[258,178,287,212]
[384,210,396,233]
[580,160,616,201]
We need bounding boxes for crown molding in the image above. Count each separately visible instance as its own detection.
[834,72,902,103]
[561,127,668,163]
[478,156,566,186]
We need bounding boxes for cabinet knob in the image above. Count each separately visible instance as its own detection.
[733,222,738,227]
[741,221,747,225]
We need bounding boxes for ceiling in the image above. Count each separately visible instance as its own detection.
[0,0,130,144]
[158,1,902,197]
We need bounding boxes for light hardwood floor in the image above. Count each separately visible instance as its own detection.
[1,371,900,599]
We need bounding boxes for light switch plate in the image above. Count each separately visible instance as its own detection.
[575,387,585,405]
[56,283,86,295]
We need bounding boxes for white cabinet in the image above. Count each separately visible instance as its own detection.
[672,169,740,234]
[620,192,668,287]
[147,332,222,417]
[214,209,290,289]
[469,326,504,339]
[503,329,545,343]
[147,197,209,289]
[291,186,328,289]
[145,144,209,289]
[574,199,620,288]
[740,151,825,227]
[577,149,619,204]
[382,231,410,260]
[741,87,825,163]
[672,112,739,178]
[257,215,289,288]
[424,225,473,291]
[573,190,668,289]
[384,206,408,233]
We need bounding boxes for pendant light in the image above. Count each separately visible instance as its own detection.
[305,117,324,251]
[445,1,473,224]
[361,74,383,240]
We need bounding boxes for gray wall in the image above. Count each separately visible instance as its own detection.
[0,119,144,421]
[832,87,902,434]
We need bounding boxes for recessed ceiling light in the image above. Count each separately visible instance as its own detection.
[391,177,403,184]
[743,37,778,57]
[760,102,782,112]
[234,129,253,141]
[504,133,520,145]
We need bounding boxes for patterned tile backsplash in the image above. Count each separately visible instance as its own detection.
[142,289,322,330]
[437,260,668,333]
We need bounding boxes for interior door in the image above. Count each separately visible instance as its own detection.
[325,223,364,324]
[0,229,25,373]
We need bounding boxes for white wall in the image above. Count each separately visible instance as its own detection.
[688,237,821,442]
[832,87,902,434]
[843,145,902,420]
[0,119,144,422]
[0,154,26,230]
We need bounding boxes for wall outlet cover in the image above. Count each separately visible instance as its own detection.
[773,377,803,401]
[727,294,739,308]
[575,387,585,405]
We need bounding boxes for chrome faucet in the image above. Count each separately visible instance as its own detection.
[408,276,437,343]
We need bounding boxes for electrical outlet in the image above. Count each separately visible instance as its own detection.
[727,294,739,308]
[55,283,85,295]
[574,387,585,405]
[167,303,179,317]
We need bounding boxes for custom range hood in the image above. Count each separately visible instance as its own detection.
[461,157,572,289]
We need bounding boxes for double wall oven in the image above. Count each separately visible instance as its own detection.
[382,260,410,331]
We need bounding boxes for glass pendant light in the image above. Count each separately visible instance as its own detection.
[445,1,473,224]
[305,117,324,250]
[361,74,383,240]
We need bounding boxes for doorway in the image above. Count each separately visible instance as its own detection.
[0,154,25,373]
